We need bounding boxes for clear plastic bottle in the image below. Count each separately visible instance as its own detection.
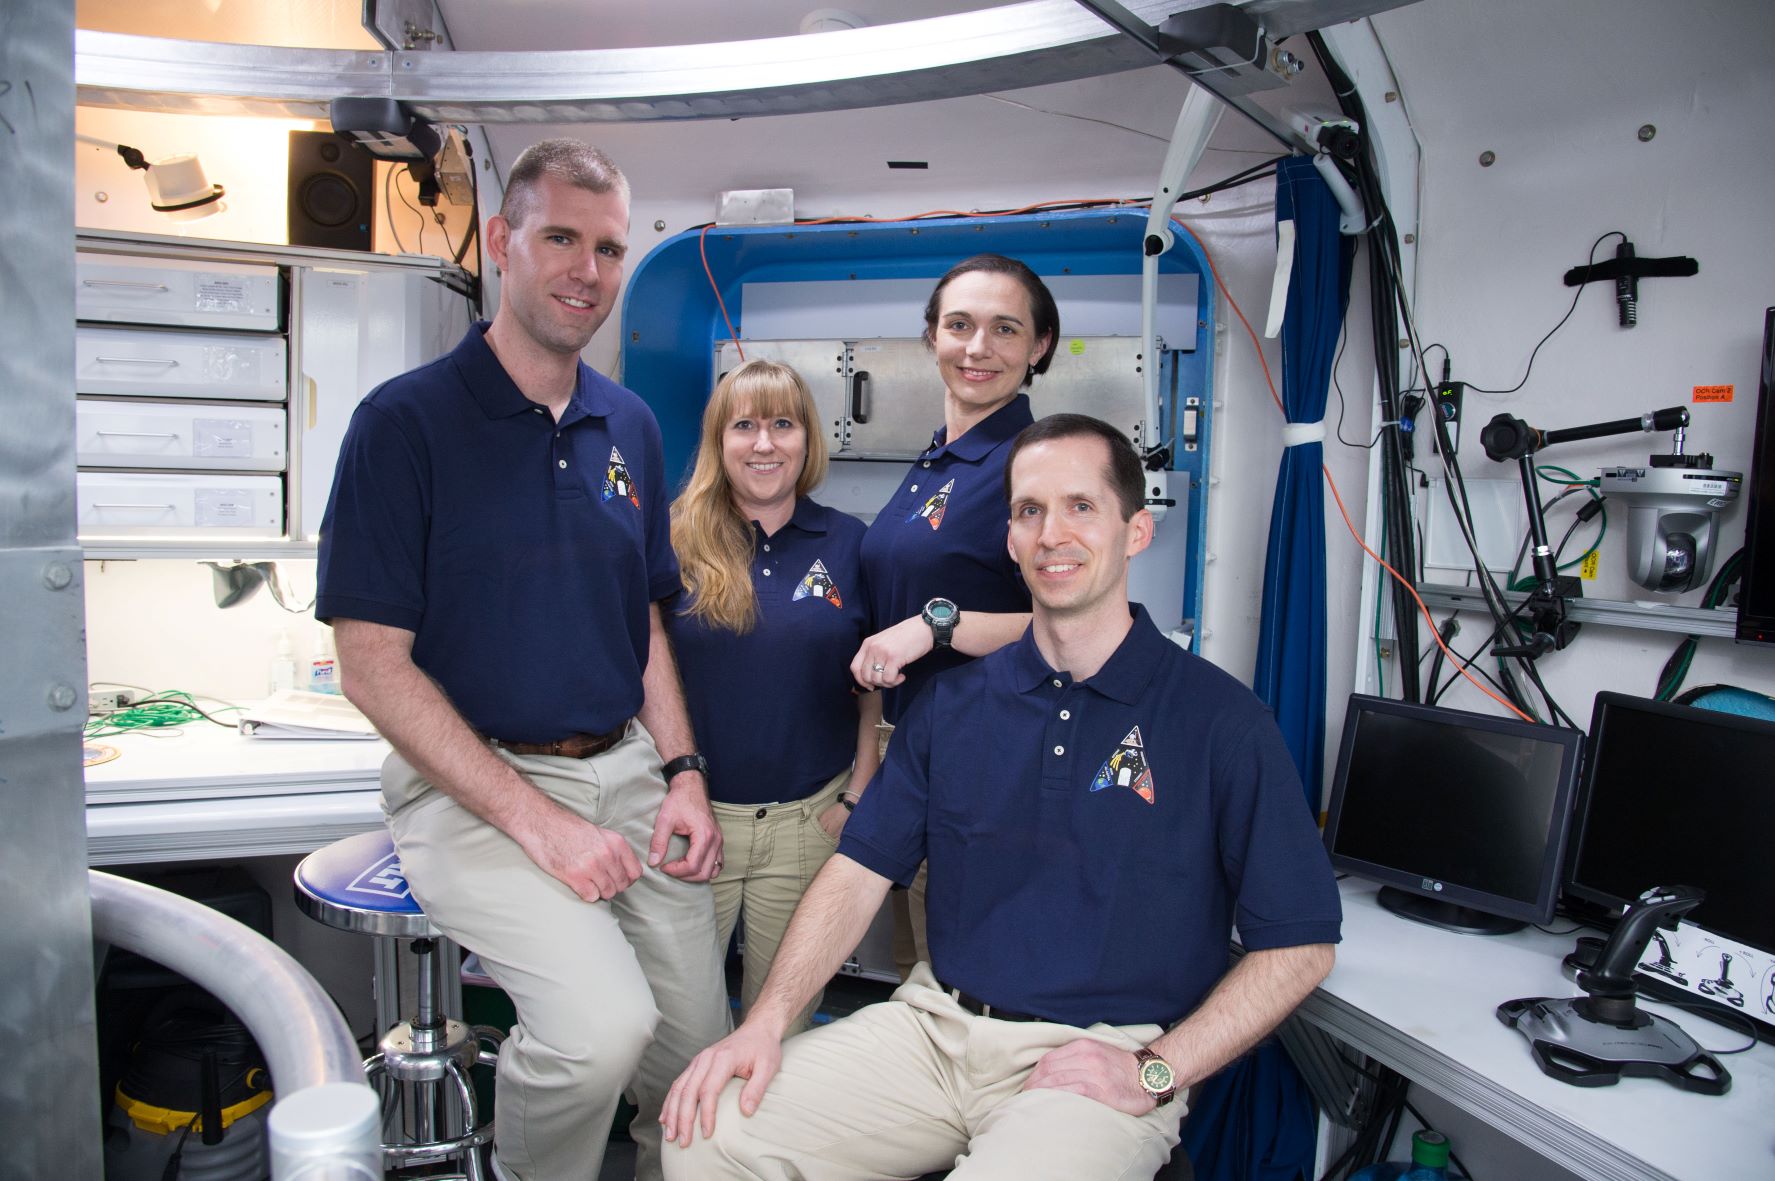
[1349,1130,1455,1181]
[308,627,341,695]
[269,628,298,694]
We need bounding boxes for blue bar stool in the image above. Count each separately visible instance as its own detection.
[295,828,503,1179]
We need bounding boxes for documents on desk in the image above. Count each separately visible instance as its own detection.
[237,689,380,739]
[84,712,390,806]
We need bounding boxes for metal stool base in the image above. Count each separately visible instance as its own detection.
[366,1025,503,1179]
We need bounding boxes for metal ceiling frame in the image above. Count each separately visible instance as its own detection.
[74,0,1405,130]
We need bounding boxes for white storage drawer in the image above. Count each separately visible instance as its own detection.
[77,400,287,472]
[76,253,281,331]
[76,326,287,402]
[77,472,284,541]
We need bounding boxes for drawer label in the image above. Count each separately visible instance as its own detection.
[195,275,249,313]
[200,345,262,384]
[194,488,256,527]
[194,419,254,457]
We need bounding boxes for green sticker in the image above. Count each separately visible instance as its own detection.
[1068,339,1086,356]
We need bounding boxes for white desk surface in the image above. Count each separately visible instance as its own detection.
[1301,881,1775,1181]
[84,724,388,864]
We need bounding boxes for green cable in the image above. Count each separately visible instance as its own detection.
[1375,485,1387,698]
[1508,505,1608,590]
[1535,464,1599,487]
[84,690,240,738]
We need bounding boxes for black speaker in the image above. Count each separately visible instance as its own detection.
[288,130,374,251]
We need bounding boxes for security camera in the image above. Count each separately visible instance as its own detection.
[329,97,442,164]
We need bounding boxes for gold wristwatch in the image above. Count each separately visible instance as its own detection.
[1133,1047,1177,1107]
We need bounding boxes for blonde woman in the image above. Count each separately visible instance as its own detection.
[666,359,883,1034]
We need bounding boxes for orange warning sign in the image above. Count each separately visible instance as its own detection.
[1692,385,1733,403]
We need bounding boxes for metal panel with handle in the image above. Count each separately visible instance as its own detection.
[842,339,945,459]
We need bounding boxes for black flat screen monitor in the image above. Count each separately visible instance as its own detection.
[1736,306,1775,643]
[1564,692,1775,957]
[1324,695,1585,935]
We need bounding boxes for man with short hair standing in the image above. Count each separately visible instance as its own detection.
[659,413,1341,1181]
[318,138,728,1181]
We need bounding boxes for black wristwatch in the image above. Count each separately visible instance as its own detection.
[922,597,960,649]
[662,753,709,781]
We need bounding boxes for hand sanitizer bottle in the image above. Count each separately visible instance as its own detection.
[269,629,298,695]
[309,628,341,695]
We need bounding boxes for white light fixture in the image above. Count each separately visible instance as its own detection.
[799,9,867,35]
[77,134,226,220]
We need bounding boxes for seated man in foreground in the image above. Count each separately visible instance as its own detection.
[659,412,1342,1180]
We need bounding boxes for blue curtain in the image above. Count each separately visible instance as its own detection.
[1183,157,1354,1181]
[1179,1040,1318,1181]
[1252,156,1356,814]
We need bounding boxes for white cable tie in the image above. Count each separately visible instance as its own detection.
[1281,420,1327,448]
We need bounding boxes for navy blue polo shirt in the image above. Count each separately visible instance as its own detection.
[316,323,679,743]
[838,605,1342,1028]
[666,499,871,806]
[860,394,1034,724]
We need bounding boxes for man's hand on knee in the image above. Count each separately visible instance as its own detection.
[1020,1038,1155,1116]
[649,779,723,881]
[659,1022,784,1147]
[517,810,643,902]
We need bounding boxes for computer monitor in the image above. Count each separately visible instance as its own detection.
[1564,692,1775,957]
[1324,695,1585,935]
[1735,306,1775,643]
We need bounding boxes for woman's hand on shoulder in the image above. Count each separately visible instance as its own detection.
[850,616,932,689]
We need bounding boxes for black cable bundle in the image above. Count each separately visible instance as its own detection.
[1308,33,1423,699]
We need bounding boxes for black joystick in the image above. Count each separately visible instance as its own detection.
[1497,885,1731,1093]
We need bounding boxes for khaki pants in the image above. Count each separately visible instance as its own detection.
[710,769,851,1036]
[384,723,729,1181]
[662,964,1186,1181]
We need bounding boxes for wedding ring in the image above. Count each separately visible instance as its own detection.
[871,663,886,672]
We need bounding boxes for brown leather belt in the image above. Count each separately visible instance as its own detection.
[943,984,1043,1023]
[489,722,628,759]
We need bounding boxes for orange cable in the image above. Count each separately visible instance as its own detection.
[1322,457,1534,723]
[1180,211,1535,723]
[1170,216,1284,417]
[794,197,1138,227]
[700,223,743,361]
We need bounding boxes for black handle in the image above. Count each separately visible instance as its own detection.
[1583,884,1705,1000]
[200,1047,223,1145]
[850,370,871,425]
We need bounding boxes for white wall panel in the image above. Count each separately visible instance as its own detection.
[1366,0,1775,722]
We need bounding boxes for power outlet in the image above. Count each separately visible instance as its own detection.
[89,689,135,714]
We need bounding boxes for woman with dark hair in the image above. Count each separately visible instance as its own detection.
[668,358,882,1034]
[849,253,1056,974]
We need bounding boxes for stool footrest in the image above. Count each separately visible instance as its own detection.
[381,1122,496,1164]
